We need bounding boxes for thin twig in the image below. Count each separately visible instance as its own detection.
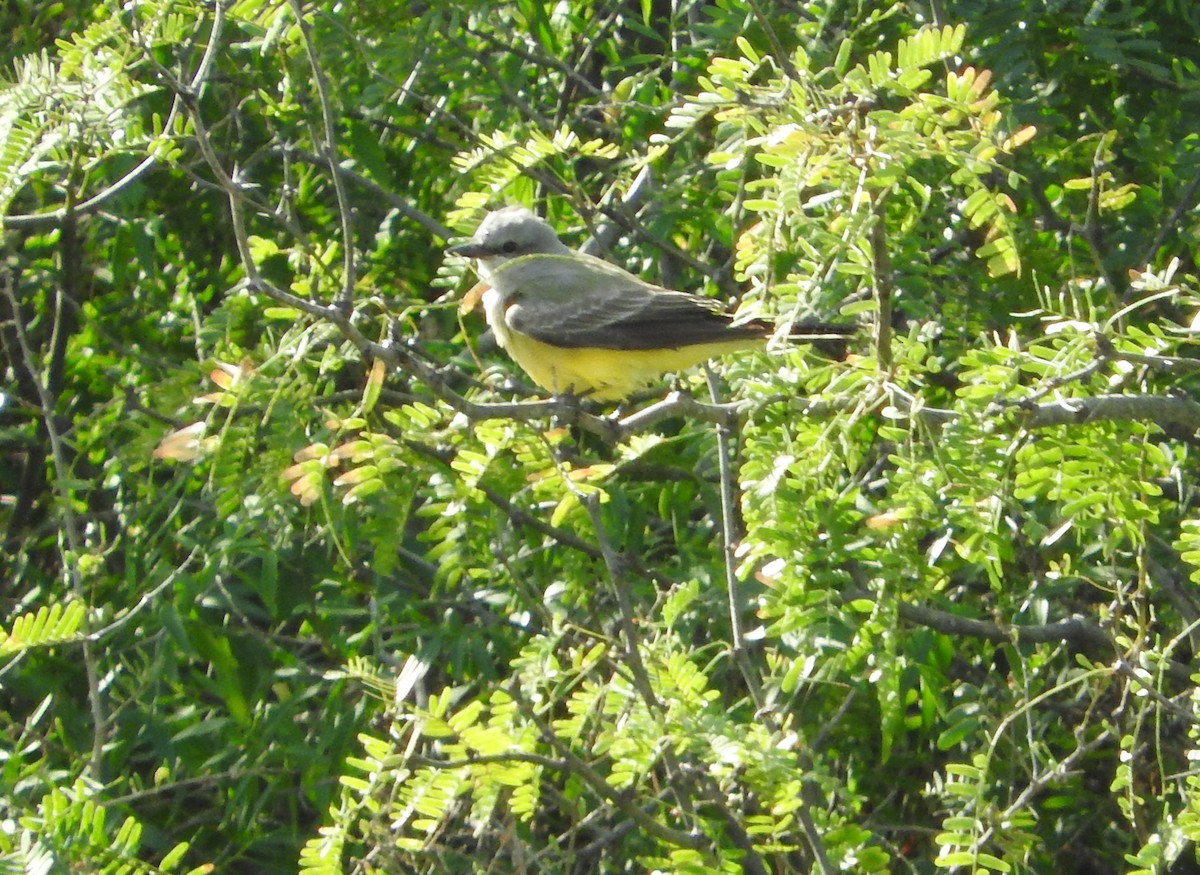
[581,164,655,257]
[3,1,227,228]
[870,592,1192,685]
[886,383,1200,436]
[703,369,833,875]
[2,268,107,778]
[1139,165,1200,271]
[745,0,799,81]
[86,546,204,641]
[870,194,894,372]
[1112,660,1200,726]
[506,694,706,849]
[277,145,453,239]
[1077,140,1126,302]
[704,366,764,712]
[287,0,357,308]
[578,492,662,713]
[1020,392,1200,432]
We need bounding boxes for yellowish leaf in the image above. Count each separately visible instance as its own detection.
[1002,125,1037,151]
[153,423,207,461]
[364,358,386,413]
[459,280,490,314]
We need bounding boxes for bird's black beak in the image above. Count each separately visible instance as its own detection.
[447,242,490,258]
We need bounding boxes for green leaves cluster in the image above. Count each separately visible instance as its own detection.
[4,1,1200,873]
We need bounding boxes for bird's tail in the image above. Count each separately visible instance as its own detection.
[785,321,857,340]
[775,321,856,360]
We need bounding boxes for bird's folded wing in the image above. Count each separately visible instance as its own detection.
[497,255,763,351]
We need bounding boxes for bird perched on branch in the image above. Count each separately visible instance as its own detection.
[449,205,851,401]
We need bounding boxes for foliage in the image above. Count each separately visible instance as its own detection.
[3,1,1200,873]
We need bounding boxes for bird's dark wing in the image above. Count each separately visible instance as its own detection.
[507,285,765,350]
[495,254,764,351]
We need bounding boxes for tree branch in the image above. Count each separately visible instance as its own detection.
[1019,392,1200,432]
[278,146,453,240]
[1,265,107,779]
[287,0,357,309]
[1138,161,1200,271]
[870,195,894,373]
[4,1,226,228]
[875,594,1193,685]
[509,697,707,850]
[705,367,765,714]
[413,749,656,809]
[886,384,1200,436]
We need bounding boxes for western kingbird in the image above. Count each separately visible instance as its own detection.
[449,205,849,401]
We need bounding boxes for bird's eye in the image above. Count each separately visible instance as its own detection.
[501,241,519,253]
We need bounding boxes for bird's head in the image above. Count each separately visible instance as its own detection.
[448,205,571,269]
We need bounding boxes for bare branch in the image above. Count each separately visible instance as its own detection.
[402,439,605,561]
[888,384,1200,436]
[1,267,107,778]
[870,194,894,373]
[1075,140,1127,301]
[704,366,764,712]
[278,146,454,240]
[287,0,357,308]
[883,595,1193,685]
[509,695,706,850]
[1020,392,1200,432]
[1138,164,1200,271]
[577,491,663,714]
[4,2,227,228]
[1098,345,1200,375]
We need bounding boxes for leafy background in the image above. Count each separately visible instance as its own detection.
[3,1,1200,873]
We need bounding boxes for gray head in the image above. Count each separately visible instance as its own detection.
[448,206,571,266]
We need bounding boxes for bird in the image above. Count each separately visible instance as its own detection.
[448,205,850,401]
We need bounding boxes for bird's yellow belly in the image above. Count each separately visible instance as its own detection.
[502,331,761,401]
